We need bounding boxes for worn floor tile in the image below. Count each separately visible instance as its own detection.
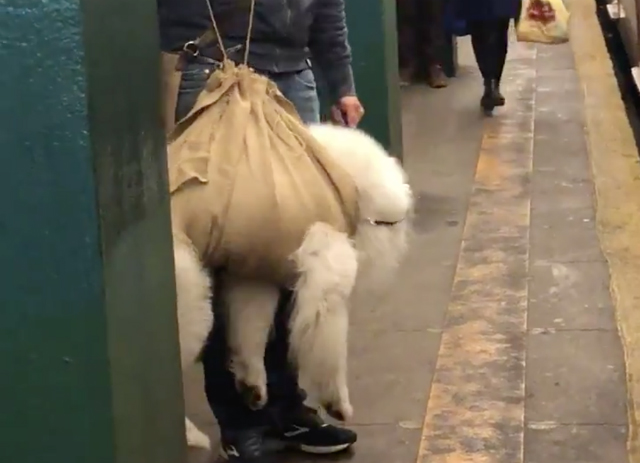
[526,331,627,424]
[347,330,441,425]
[531,180,595,214]
[350,257,454,332]
[528,260,615,329]
[524,424,628,463]
[530,209,603,263]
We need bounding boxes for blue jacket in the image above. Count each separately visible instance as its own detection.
[157,0,355,100]
[455,0,522,22]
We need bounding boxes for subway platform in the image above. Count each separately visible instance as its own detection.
[184,3,640,463]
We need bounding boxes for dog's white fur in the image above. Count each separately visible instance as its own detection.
[221,275,279,410]
[174,125,413,447]
[173,238,214,449]
[307,124,412,303]
[288,222,358,418]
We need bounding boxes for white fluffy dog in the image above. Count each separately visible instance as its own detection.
[174,124,413,449]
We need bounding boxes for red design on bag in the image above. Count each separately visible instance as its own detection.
[526,0,557,25]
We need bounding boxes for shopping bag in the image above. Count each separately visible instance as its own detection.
[516,0,570,44]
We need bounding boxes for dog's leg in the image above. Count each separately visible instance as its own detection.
[290,222,358,421]
[174,238,214,367]
[221,276,279,410]
[173,237,213,450]
[185,417,211,449]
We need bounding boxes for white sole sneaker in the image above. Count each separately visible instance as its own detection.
[297,442,353,454]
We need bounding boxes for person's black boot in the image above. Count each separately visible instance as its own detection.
[494,80,506,106]
[481,79,498,114]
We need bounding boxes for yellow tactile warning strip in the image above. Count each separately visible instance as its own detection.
[570,3,640,462]
[416,44,537,463]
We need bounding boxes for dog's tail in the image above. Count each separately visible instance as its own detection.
[173,236,213,367]
[289,222,358,420]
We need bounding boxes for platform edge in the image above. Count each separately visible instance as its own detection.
[571,2,640,462]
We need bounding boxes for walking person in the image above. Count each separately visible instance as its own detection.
[157,0,365,462]
[455,0,522,113]
[397,0,448,88]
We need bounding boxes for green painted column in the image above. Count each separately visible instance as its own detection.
[443,35,459,78]
[0,2,186,463]
[346,0,403,158]
[318,0,403,159]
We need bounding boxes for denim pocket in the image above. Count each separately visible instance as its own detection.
[175,60,220,122]
[179,62,216,91]
[292,69,317,91]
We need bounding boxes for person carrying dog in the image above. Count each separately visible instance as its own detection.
[156,0,365,462]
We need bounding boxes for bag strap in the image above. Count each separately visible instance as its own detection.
[204,0,256,64]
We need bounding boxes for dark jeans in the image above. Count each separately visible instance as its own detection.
[175,56,321,125]
[468,18,511,82]
[175,56,321,432]
[397,0,446,73]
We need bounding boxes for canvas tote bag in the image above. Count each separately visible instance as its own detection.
[167,0,359,285]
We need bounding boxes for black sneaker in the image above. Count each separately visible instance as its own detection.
[267,406,357,454]
[220,428,279,463]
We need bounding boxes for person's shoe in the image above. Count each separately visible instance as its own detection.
[427,65,448,89]
[481,79,498,114]
[220,428,277,463]
[268,405,357,454]
[494,87,506,106]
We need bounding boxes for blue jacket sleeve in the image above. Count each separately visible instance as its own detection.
[308,0,357,102]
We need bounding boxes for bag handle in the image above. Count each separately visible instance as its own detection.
[204,0,256,65]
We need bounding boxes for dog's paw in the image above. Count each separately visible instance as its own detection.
[231,358,268,410]
[323,399,353,422]
[237,381,268,410]
[185,419,211,450]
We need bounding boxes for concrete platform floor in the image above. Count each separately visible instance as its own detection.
[184,5,637,463]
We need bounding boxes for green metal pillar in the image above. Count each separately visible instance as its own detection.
[443,35,459,78]
[0,1,186,463]
[318,0,403,159]
[345,0,403,159]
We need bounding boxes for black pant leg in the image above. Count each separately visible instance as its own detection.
[422,0,447,68]
[396,0,418,71]
[468,21,490,80]
[469,19,511,82]
[264,288,307,420]
[495,18,511,83]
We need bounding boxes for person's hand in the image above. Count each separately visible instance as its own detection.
[331,96,365,127]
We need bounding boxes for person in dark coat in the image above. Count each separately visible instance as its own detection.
[456,0,522,113]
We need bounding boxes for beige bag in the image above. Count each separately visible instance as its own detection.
[167,3,359,285]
